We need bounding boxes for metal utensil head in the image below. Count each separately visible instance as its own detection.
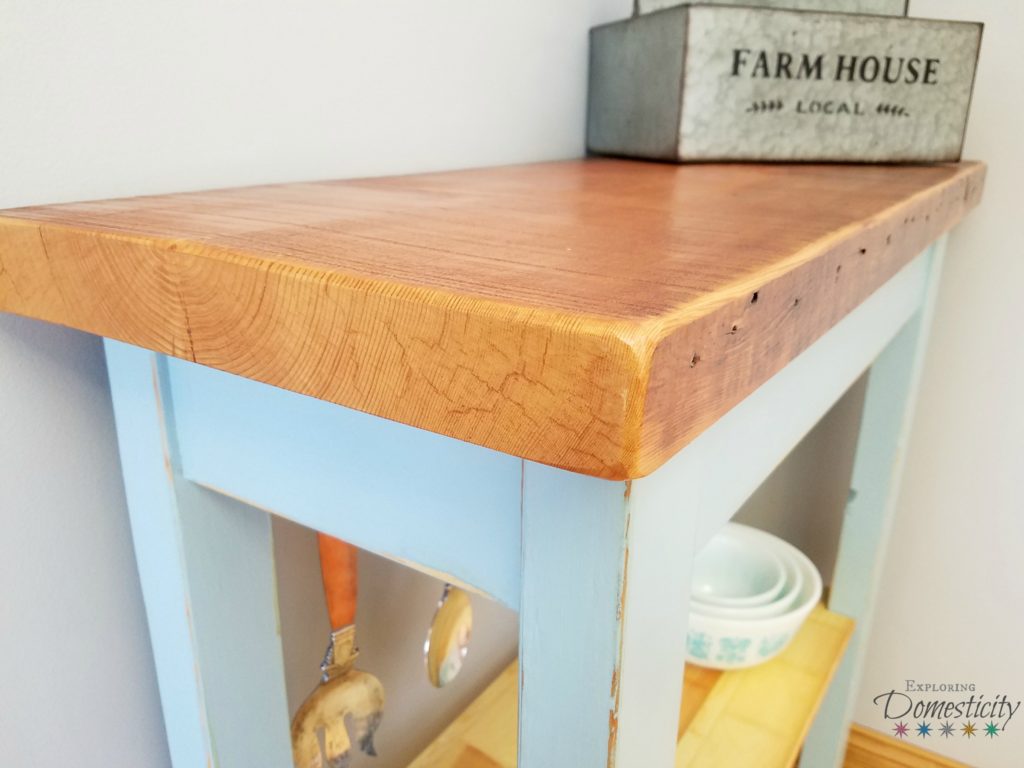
[292,628,384,768]
[423,585,473,688]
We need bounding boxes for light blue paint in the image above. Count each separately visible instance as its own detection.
[105,341,293,768]
[801,238,946,767]
[519,460,696,767]
[518,464,631,768]
[167,357,522,608]
[682,247,935,550]
[105,342,210,768]
[613,448,698,766]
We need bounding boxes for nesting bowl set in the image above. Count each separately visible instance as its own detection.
[686,523,823,670]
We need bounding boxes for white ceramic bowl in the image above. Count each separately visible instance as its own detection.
[686,526,822,670]
[691,546,804,621]
[690,525,786,608]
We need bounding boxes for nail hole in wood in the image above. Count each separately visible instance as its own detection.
[858,247,867,255]
[836,264,842,276]
[793,297,800,308]
[751,291,759,304]
[690,352,701,368]
[728,323,739,335]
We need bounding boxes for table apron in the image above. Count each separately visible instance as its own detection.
[167,356,524,608]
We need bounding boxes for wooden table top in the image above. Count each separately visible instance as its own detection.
[0,159,984,479]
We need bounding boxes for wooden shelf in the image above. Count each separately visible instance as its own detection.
[408,606,853,768]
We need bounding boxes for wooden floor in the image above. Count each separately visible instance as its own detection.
[408,606,853,768]
[843,724,972,768]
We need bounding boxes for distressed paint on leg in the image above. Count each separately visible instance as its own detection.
[105,342,293,768]
[519,463,693,768]
[608,484,633,768]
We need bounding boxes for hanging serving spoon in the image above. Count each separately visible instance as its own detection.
[292,534,384,768]
[423,584,473,688]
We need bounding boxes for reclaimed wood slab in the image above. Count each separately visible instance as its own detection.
[0,160,984,478]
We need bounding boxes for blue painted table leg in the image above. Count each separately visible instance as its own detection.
[104,341,292,768]
[519,460,698,767]
[801,241,945,767]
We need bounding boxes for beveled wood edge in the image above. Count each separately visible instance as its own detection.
[0,213,649,477]
[632,162,984,478]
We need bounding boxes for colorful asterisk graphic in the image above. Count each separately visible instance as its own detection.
[893,721,909,738]
[939,721,955,738]
[962,721,977,738]
[984,722,1000,738]
[916,722,931,737]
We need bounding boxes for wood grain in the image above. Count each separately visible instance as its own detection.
[675,606,853,768]
[406,605,853,768]
[0,160,985,478]
[407,663,519,768]
[843,725,970,768]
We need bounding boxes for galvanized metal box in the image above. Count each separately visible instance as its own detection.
[587,5,982,162]
[637,0,907,17]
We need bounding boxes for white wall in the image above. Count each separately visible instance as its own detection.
[0,2,627,766]
[850,4,1024,766]
[0,318,171,766]
[2,1,1020,767]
